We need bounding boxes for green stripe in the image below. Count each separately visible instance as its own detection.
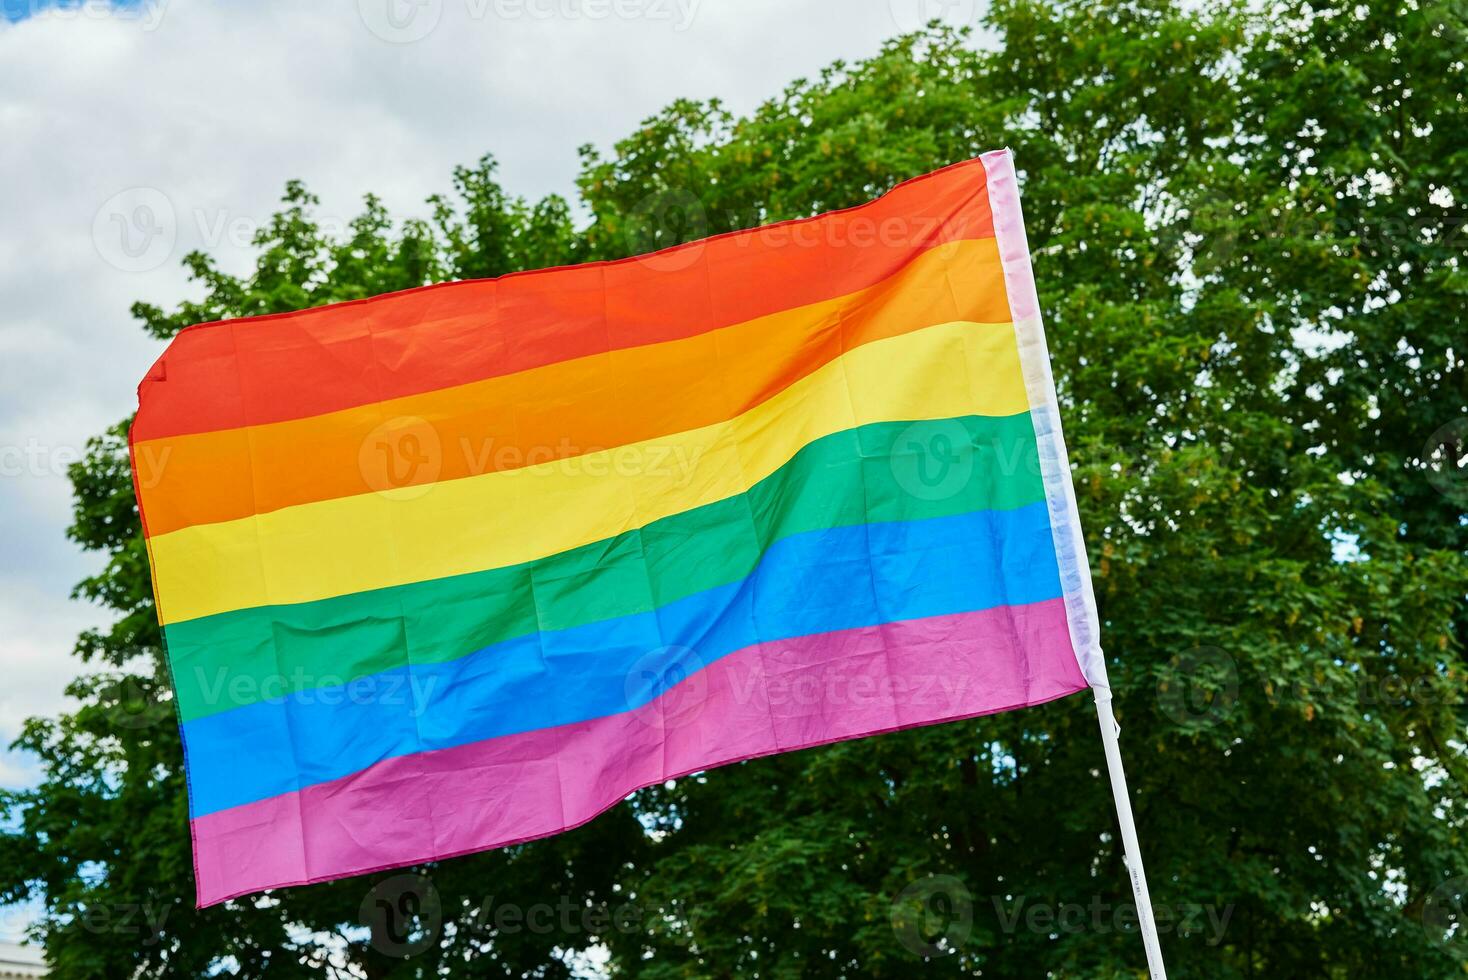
[164,413,1044,722]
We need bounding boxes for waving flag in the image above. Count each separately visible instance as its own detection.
[132,150,1107,906]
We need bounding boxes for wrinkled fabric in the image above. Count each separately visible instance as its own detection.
[128,152,1100,906]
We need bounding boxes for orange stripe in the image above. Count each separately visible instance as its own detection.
[135,237,1007,536]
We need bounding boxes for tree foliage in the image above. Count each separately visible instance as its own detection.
[2,1,1465,976]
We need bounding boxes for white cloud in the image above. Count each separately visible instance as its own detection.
[0,585,107,782]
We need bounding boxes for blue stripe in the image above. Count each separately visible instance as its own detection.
[184,502,1064,817]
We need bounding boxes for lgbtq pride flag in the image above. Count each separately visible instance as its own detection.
[132,150,1110,907]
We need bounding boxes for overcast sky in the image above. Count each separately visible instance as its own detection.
[0,0,985,929]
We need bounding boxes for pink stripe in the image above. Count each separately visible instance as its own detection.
[190,599,1085,906]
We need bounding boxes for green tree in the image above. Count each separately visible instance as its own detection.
[3,2,1465,977]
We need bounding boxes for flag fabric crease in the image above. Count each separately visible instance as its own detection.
[130,149,1107,906]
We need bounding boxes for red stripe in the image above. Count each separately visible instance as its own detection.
[188,598,1083,906]
[133,158,993,442]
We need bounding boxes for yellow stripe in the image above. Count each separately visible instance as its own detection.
[150,319,1028,625]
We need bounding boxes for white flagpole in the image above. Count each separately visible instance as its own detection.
[1094,688,1168,979]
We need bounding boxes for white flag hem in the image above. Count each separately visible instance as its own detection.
[980,147,1111,695]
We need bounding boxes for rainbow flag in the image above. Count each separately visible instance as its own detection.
[131,150,1106,906]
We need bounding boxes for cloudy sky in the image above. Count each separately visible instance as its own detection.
[0,0,981,935]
